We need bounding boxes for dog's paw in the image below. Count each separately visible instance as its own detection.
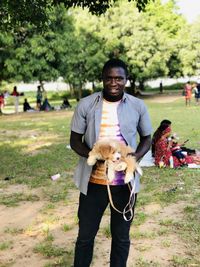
[124,172,133,184]
[115,162,127,171]
[87,156,97,166]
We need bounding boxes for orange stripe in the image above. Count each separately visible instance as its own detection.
[90,177,110,185]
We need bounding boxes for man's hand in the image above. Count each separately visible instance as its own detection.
[134,135,151,161]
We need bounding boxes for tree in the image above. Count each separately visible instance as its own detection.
[60,26,106,99]
[0,32,14,83]
[177,18,200,77]
[0,0,153,31]
[4,5,77,86]
[95,0,186,92]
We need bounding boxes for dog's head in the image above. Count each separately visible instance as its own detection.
[94,140,121,162]
[98,143,121,162]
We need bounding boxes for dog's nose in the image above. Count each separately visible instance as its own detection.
[114,152,121,161]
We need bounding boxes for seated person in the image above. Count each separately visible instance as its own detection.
[153,120,195,168]
[152,119,171,157]
[60,97,71,109]
[40,97,54,111]
[152,120,172,167]
[23,98,34,112]
[171,140,187,165]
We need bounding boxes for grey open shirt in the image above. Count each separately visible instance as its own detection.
[71,92,152,195]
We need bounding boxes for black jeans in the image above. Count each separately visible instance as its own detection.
[73,182,137,267]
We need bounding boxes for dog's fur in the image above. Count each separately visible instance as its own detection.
[87,139,142,183]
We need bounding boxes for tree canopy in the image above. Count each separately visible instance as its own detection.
[0,0,152,31]
[1,0,200,97]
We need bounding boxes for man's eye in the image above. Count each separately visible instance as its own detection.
[116,78,123,81]
[105,77,124,82]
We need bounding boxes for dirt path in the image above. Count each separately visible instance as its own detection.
[141,93,182,103]
[0,183,191,267]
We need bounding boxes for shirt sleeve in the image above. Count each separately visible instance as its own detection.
[137,101,152,137]
[71,100,87,134]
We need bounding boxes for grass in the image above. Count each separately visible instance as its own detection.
[0,192,40,206]
[0,241,13,251]
[0,94,200,266]
[34,237,74,267]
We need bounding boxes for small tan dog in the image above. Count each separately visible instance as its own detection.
[87,139,142,183]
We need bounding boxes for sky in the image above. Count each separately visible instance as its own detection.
[176,0,200,23]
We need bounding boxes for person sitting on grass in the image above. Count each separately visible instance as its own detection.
[153,120,195,168]
[60,97,71,109]
[40,97,54,111]
[170,138,187,166]
[23,98,35,112]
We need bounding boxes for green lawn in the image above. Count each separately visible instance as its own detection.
[0,95,200,267]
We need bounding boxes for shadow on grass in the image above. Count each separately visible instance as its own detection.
[0,142,78,188]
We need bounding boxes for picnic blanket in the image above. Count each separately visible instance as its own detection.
[139,150,200,168]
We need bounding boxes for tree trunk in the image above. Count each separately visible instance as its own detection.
[69,83,74,98]
[92,81,95,93]
[78,81,82,101]
[39,80,45,91]
[127,77,136,95]
[139,80,145,91]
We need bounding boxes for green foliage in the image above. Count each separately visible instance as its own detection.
[0,0,153,31]
[0,0,199,93]
[5,5,77,84]
[96,0,187,88]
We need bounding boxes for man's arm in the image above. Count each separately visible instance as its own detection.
[70,131,91,158]
[134,135,152,161]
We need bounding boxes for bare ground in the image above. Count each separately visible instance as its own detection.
[0,183,192,267]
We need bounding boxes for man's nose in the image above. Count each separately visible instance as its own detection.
[110,78,117,85]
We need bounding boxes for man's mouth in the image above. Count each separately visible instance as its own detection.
[109,88,119,94]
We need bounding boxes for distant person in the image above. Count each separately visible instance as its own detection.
[196,81,200,105]
[10,86,24,113]
[36,85,44,110]
[0,92,4,114]
[3,90,9,105]
[159,81,163,93]
[23,98,35,112]
[40,97,54,111]
[60,97,71,109]
[184,81,192,106]
[192,83,198,104]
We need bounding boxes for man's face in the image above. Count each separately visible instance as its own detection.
[103,67,127,98]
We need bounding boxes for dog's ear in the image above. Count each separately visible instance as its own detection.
[99,144,112,159]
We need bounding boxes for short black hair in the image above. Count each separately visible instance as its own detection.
[102,58,128,77]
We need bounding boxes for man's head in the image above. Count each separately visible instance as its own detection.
[102,58,128,102]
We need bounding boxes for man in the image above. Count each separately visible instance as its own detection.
[70,58,152,267]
